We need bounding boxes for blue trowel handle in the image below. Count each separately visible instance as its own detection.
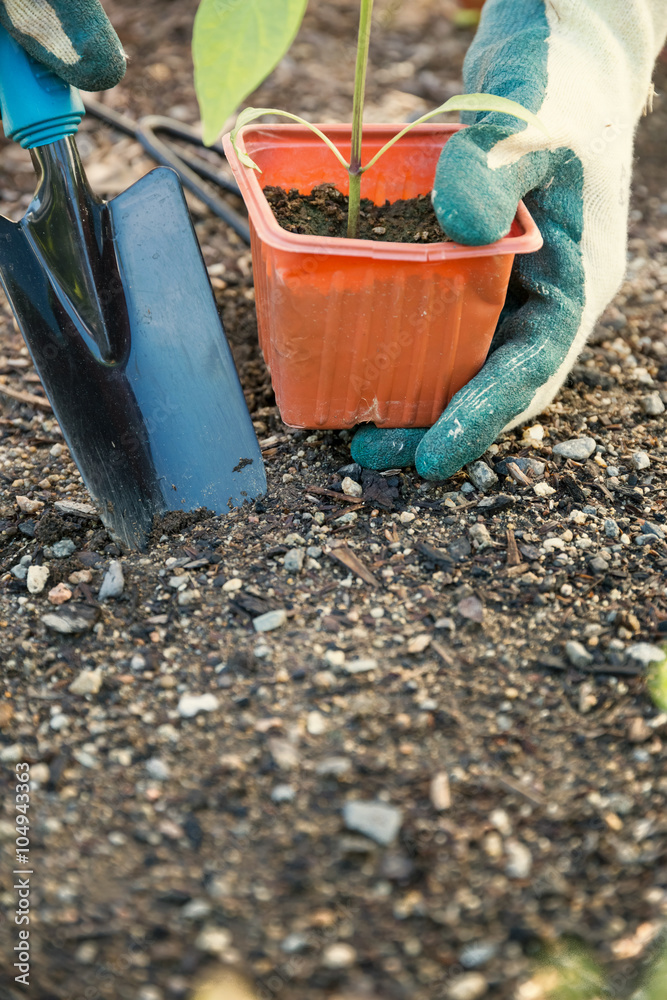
[0,22,84,148]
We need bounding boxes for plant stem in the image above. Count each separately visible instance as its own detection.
[347,0,374,238]
[347,171,362,238]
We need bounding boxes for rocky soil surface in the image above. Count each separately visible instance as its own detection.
[0,3,666,999]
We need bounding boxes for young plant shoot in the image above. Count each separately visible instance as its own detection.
[194,0,546,239]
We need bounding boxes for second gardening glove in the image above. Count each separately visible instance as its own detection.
[0,0,125,90]
[352,0,667,480]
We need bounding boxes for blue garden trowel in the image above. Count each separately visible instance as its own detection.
[0,25,265,549]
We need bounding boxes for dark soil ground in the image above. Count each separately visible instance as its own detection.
[264,185,448,243]
[1,3,667,999]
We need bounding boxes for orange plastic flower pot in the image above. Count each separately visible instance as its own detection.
[223,123,542,429]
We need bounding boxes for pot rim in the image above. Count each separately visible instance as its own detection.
[223,122,542,261]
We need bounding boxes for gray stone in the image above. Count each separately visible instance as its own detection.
[281,932,308,954]
[0,743,25,763]
[11,563,28,581]
[447,973,489,1000]
[146,757,170,780]
[589,556,609,574]
[335,511,358,525]
[625,643,665,667]
[271,783,296,803]
[604,518,620,539]
[642,521,665,540]
[565,640,594,669]
[342,657,378,674]
[98,560,124,600]
[343,800,403,846]
[341,476,362,497]
[54,499,98,519]
[182,899,211,920]
[283,548,305,573]
[495,456,546,478]
[552,436,597,461]
[640,392,665,416]
[284,532,307,546]
[194,926,233,956]
[322,943,357,970]
[41,603,97,634]
[465,461,498,492]
[605,466,620,478]
[460,942,498,969]
[177,588,200,606]
[69,669,103,695]
[51,538,76,559]
[505,839,533,879]
[315,757,352,776]
[448,536,472,561]
[177,693,219,718]
[27,564,49,594]
[306,546,323,558]
[253,609,287,632]
[632,451,651,471]
[469,523,493,550]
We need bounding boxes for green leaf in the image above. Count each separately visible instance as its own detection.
[362,92,549,172]
[193,0,309,145]
[541,942,609,1000]
[230,107,350,171]
[648,646,667,711]
[437,92,549,133]
[644,946,667,1000]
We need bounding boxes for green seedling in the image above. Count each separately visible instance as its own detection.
[194,0,546,238]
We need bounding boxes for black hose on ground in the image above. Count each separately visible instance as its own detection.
[82,96,251,244]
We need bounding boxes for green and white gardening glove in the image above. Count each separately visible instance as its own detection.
[0,0,125,90]
[352,0,667,481]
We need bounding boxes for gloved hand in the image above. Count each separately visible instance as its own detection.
[0,0,125,91]
[352,0,667,481]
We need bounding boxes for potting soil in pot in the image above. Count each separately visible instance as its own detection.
[264,183,451,243]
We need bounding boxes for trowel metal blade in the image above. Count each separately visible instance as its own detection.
[107,166,266,531]
[0,161,265,549]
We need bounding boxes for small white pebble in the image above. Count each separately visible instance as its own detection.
[322,942,357,969]
[178,693,219,718]
[307,711,327,736]
[324,649,346,666]
[430,772,451,811]
[341,476,362,497]
[26,564,49,594]
[522,423,545,443]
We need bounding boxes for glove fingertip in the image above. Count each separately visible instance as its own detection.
[415,438,450,482]
[74,46,127,91]
[432,126,528,246]
[350,426,425,471]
